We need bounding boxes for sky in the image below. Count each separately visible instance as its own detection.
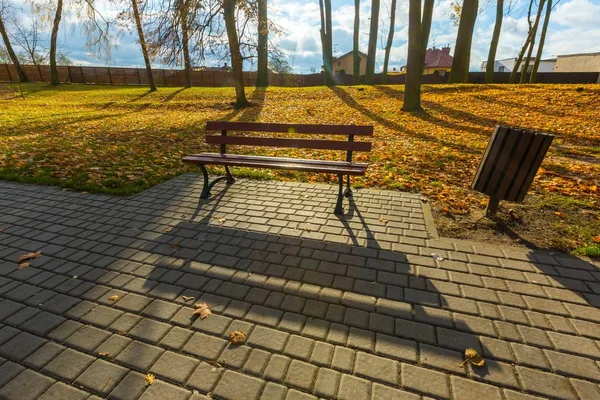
[4,0,600,73]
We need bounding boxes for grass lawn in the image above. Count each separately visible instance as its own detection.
[1,83,598,256]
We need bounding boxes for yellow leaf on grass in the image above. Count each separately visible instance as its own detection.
[228,330,246,344]
[18,251,42,262]
[554,211,563,217]
[18,262,30,269]
[108,295,119,301]
[193,303,212,319]
[145,373,155,385]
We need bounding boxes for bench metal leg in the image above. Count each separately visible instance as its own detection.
[199,165,236,199]
[334,174,344,215]
[344,175,353,197]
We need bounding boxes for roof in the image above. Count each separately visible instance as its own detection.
[426,53,453,68]
[557,52,600,58]
[496,57,556,62]
[333,50,368,61]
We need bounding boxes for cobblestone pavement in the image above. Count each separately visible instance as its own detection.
[1,174,600,400]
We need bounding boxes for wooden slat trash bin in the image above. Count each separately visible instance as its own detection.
[471,125,554,217]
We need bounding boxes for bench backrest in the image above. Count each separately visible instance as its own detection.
[205,122,374,157]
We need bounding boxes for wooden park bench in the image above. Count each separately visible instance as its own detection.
[182,121,374,214]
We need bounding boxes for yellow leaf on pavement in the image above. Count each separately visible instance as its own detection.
[18,262,30,269]
[228,331,246,344]
[145,373,155,385]
[193,303,212,319]
[18,251,42,262]
[108,295,119,301]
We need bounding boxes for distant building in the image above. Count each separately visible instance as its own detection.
[554,52,600,72]
[331,51,367,76]
[401,46,453,75]
[481,57,556,73]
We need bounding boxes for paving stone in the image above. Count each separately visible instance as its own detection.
[480,336,515,363]
[337,374,370,400]
[213,370,264,400]
[243,348,271,376]
[94,334,132,358]
[264,354,291,382]
[191,313,232,336]
[516,366,577,400]
[246,305,284,326]
[548,331,600,358]
[141,299,181,321]
[65,325,111,352]
[375,299,411,319]
[46,319,84,342]
[260,381,287,400]
[42,348,95,381]
[139,379,191,400]
[544,350,600,381]
[570,378,600,400]
[128,318,172,343]
[284,335,314,361]
[0,325,20,346]
[38,382,89,400]
[159,326,193,351]
[81,305,123,327]
[374,333,417,362]
[347,327,375,351]
[371,383,419,400]
[116,340,164,370]
[395,319,436,344]
[187,361,223,393]
[451,375,503,400]
[0,360,25,388]
[314,368,340,398]
[469,359,520,389]
[0,369,55,400]
[302,317,330,340]
[401,363,450,399]
[309,341,334,367]
[0,331,46,361]
[284,359,318,391]
[219,344,252,369]
[247,325,289,353]
[19,311,65,336]
[354,351,399,385]
[150,351,199,384]
[511,343,551,370]
[437,327,482,353]
[108,370,149,400]
[23,341,66,370]
[419,344,466,374]
[331,346,355,373]
[75,359,129,396]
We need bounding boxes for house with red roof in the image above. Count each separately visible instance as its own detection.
[401,46,454,75]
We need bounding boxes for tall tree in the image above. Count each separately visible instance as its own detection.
[223,0,249,107]
[352,0,360,84]
[509,0,534,83]
[319,0,333,86]
[0,2,27,82]
[530,0,552,83]
[485,0,503,83]
[49,0,63,85]
[381,0,396,84]
[520,0,545,83]
[402,0,434,111]
[179,0,192,87]
[131,0,157,91]
[448,0,478,83]
[365,0,379,84]
[256,0,268,86]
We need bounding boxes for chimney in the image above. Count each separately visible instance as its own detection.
[442,46,450,55]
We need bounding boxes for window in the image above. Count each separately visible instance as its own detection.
[499,66,505,72]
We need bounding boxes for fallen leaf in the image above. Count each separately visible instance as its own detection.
[459,348,485,367]
[593,236,600,244]
[18,262,30,269]
[0,228,4,232]
[193,303,212,319]
[98,352,110,357]
[18,251,42,262]
[228,330,246,344]
[554,211,562,217]
[145,373,155,385]
[216,216,225,224]
[182,296,194,302]
[431,253,444,261]
[108,295,119,301]
[379,217,389,224]
[206,360,222,368]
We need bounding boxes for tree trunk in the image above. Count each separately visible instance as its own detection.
[319,0,333,86]
[50,0,63,85]
[510,0,534,83]
[180,0,192,87]
[352,0,360,84]
[485,0,503,83]
[132,0,157,91]
[419,0,434,77]
[256,0,268,87]
[365,0,380,84]
[382,0,396,84]
[520,0,545,83]
[448,0,478,84]
[402,0,422,111]
[224,0,249,107]
[530,0,551,83]
[0,14,28,82]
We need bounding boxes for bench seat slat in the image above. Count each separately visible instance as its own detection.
[206,121,374,136]
[205,135,372,152]
[183,153,368,175]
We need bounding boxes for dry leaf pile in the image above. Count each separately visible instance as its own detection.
[228,331,246,344]
[193,303,212,319]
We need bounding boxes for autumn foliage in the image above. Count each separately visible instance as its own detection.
[0,83,598,254]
